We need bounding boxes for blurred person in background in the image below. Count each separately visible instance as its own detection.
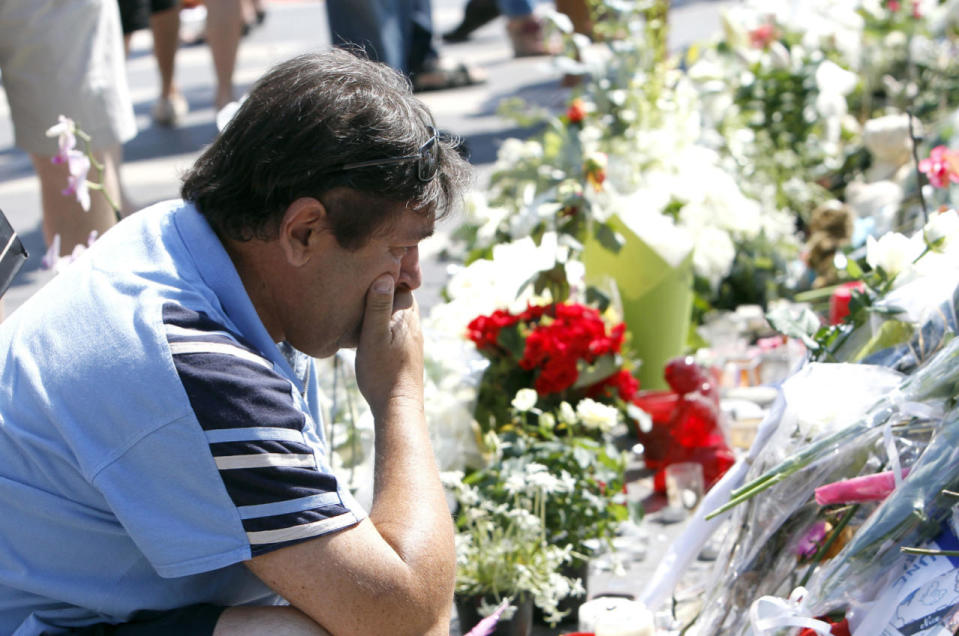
[443,0,559,57]
[0,0,136,255]
[118,0,189,126]
[326,0,487,92]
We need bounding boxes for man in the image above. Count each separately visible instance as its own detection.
[0,49,471,635]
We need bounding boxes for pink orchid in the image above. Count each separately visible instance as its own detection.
[464,599,510,636]
[61,150,91,211]
[918,145,959,189]
[45,115,78,165]
[814,468,911,506]
[887,0,901,11]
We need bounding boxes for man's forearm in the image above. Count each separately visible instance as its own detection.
[369,395,456,619]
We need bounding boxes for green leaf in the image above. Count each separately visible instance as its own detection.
[851,320,915,363]
[766,304,823,351]
[497,324,527,359]
[585,286,611,312]
[593,222,625,254]
[572,354,620,389]
[846,257,863,279]
[530,221,547,247]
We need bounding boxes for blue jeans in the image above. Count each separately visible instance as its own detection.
[498,0,535,17]
[326,0,437,76]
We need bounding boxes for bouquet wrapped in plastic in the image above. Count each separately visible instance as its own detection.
[641,228,959,633]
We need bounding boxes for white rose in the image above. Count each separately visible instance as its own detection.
[558,401,577,425]
[866,232,923,278]
[923,209,959,253]
[511,388,538,412]
[575,398,620,433]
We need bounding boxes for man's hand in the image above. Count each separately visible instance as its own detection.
[245,273,453,635]
[355,274,424,418]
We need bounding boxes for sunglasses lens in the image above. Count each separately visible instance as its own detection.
[418,136,438,182]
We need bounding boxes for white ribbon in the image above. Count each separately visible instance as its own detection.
[749,587,833,635]
[884,390,943,489]
[882,417,905,490]
[888,390,942,422]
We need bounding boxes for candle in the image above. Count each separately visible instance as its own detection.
[580,597,655,636]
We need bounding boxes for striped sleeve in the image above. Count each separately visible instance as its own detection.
[163,304,361,556]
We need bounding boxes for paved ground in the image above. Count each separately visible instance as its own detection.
[0,1,731,631]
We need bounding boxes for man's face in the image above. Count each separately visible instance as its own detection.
[293,205,433,358]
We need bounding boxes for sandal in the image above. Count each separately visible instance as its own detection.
[507,16,560,58]
[411,58,487,92]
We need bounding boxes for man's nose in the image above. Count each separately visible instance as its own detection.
[398,246,421,290]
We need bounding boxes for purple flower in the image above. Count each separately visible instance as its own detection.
[61,150,91,211]
[45,115,77,165]
[794,521,828,559]
[464,599,510,636]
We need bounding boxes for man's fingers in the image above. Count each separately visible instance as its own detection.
[362,274,395,338]
[392,287,414,313]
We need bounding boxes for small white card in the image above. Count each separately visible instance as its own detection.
[875,526,959,636]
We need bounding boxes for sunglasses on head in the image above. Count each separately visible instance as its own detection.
[332,127,439,182]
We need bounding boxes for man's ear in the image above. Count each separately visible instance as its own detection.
[278,197,330,267]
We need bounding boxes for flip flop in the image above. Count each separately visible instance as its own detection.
[411,58,487,92]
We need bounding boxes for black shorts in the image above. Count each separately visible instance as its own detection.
[63,603,226,636]
[117,0,181,35]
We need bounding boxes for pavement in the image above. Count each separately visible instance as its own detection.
[0,1,732,632]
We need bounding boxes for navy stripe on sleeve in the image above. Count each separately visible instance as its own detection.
[163,304,360,555]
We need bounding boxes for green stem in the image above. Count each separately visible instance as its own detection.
[86,182,121,218]
[78,126,122,220]
[798,504,859,588]
[901,547,959,557]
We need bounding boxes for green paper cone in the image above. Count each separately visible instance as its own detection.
[583,214,694,390]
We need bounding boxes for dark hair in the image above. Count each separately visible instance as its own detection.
[181,49,471,248]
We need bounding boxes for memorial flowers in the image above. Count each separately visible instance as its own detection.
[466,300,637,435]
[444,464,585,627]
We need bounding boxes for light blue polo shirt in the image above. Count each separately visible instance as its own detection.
[0,200,366,634]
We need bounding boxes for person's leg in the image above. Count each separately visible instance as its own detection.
[203,0,243,109]
[213,606,331,636]
[497,0,534,16]
[325,0,407,73]
[407,0,438,75]
[251,0,265,24]
[1,0,136,255]
[149,5,181,101]
[149,2,189,125]
[30,149,121,254]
